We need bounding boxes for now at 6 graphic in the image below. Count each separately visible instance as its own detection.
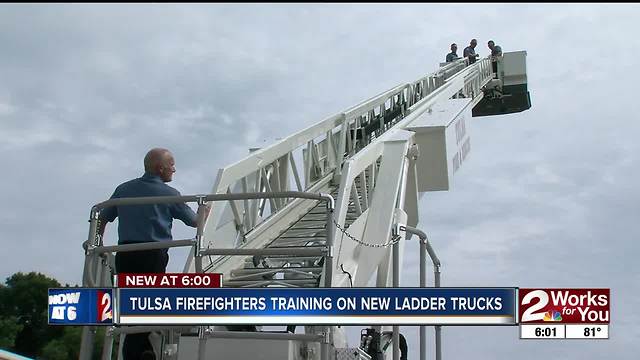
[48,288,114,325]
[519,288,610,324]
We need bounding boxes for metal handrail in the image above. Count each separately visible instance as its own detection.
[92,239,197,254]
[80,190,335,360]
[84,191,336,286]
[200,247,328,257]
[91,191,335,215]
[403,225,442,360]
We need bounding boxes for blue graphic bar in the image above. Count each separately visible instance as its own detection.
[48,288,114,325]
[118,287,516,325]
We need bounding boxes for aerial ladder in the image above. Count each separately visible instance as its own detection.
[80,51,531,360]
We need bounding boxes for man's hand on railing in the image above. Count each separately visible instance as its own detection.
[200,203,212,226]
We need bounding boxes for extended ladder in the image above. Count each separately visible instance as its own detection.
[80,52,530,360]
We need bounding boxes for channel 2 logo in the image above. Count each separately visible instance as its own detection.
[519,288,610,324]
[97,290,113,323]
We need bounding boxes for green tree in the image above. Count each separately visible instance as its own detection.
[40,338,68,360]
[40,326,108,359]
[0,272,62,357]
[0,314,23,348]
[0,272,110,359]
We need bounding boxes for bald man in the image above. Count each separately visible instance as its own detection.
[98,148,201,359]
[463,38,479,64]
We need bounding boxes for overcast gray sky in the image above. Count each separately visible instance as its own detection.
[1,3,638,359]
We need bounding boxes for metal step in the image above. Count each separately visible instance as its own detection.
[223,182,367,288]
[231,266,323,276]
[279,229,327,237]
[223,278,321,288]
[258,256,325,262]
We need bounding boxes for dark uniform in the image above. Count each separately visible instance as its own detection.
[100,172,197,359]
[463,46,477,64]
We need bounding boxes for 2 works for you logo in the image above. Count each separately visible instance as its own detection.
[519,288,610,324]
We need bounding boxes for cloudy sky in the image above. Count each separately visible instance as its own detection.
[1,3,638,359]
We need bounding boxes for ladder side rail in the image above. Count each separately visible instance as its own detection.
[330,141,386,282]
[203,57,478,249]
[204,83,416,265]
[206,58,476,237]
[357,57,494,144]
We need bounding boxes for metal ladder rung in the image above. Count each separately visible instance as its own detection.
[231,267,323,276]
[228,271,319,282]
[296,218,332,222]
[266,244,326,249]
[280,230,327,236]
[283,225,327,235]
[223,279,320,287]
[259,256,324,262]
[286,225,326,230]
[269,238,324,246]
[277,235,327,239]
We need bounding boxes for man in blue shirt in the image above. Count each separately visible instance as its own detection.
[488,40,503,57]
[98,147,202,271]
[446,43,459,62]
[487,40,503,77]
[98,148,206,359]
[463,38,479,64]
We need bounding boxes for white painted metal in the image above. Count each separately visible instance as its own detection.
[404,151,420,228]
[198,57,493,271]
[345,131,412,287]
[179,56,497,359]
[500,50,528,87]
[83,55,511,360]
[406,98,473,191]
[178,336,304,360]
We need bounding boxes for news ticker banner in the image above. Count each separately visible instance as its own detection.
[118,287,516,325]
[519,288,610,339]
[47,273,610,340]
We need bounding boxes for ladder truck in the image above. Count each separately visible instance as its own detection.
[80,51,531,360]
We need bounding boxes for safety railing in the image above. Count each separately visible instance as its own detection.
[326,55,493,283]
[80,191,335,360]
[403,225,442,360]
[203,84,411,267]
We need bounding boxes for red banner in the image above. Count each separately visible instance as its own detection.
[116,273,222,288]
[519,288,609,324]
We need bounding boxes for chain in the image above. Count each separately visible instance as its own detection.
[93,217,116,277]
[333,219,402,248]
[95,218,102,245]
[101,255,115,277]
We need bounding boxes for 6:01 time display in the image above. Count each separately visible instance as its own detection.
[535,327,556,337]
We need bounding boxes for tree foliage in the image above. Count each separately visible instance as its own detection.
[0,272,63,357]
[0,272,106,359]
[0,315,23,348]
